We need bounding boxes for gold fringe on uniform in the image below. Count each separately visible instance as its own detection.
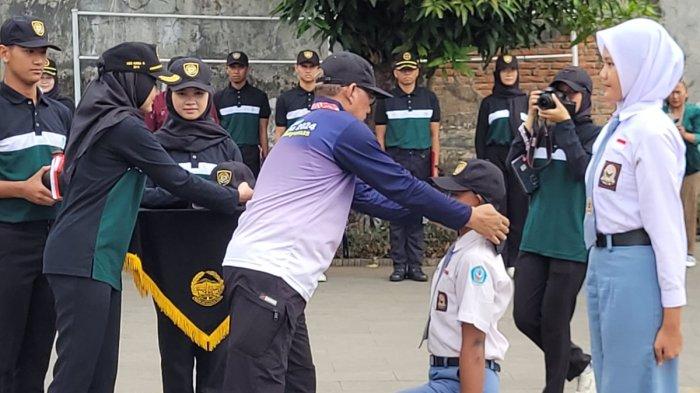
[124,253,230,351]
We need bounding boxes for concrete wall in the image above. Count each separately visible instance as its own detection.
[0,0,325,102]
[661,0,700,102]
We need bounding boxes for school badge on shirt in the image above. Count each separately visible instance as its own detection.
[436,291,448,312]
[470,266,488,285]
[598,161,621,191]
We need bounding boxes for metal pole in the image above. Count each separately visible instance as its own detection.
[71,8,82,103]
[571,31,580,66]
[77,56,296,64]
[75,10,280,21]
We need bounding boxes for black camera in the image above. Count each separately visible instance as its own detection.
[537,87,576,115]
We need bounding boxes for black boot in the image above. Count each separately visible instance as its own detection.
[390,265,406,282]
[406,265,428,282]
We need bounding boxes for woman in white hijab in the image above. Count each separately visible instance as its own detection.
[584,18,686,393]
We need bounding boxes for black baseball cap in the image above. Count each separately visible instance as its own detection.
[100,42,181,84]
[227,51,249,67]
[432,159,506,210]
[43,58,57,76]
[550,66,593,93]
[318,51,392,98]
[211,161,256,189]
[495,54,518,70]
[297,50,320,66]
[0,16,61,50]
[394,51,419,70]
[167,57,214,93]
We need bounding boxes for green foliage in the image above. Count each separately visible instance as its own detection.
[273,0,659,71]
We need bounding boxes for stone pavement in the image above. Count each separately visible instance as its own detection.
[48,265,699,392]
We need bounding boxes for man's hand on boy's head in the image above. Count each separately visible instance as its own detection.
[464,204,509,244]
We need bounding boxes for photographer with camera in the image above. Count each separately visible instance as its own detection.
[508,67,601,393]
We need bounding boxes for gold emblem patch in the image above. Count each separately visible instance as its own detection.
[183,62,199,78]
[503,55,513,63]
[303,50,314,59]
[190,271,224,307]
[453,161,468,176]
[402,52,412,61]
[31,21,45,37]
[44,59,51,67]
[232,52,241,60]
[216,170,232,186]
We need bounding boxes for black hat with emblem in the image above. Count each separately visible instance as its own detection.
[43,58,58,77]
[0,16,61,50]
[226,51,249,67]
[100,42,180,84]
[393,51,419,70]
[166,57,214,93]
[210,161,256,190]
[432,159,506,210]
[319,51,392,98]
[297,50,320,66]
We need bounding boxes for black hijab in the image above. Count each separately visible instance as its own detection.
[154,89,230,152]
[550,66,594,125]
[63,70,156,182]
[492,55,526,137]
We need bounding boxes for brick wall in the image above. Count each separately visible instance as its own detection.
[430,34,615,171]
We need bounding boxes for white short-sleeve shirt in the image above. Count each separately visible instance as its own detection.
[426,231,513,361]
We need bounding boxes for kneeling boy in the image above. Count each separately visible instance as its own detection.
[401,159,513,393]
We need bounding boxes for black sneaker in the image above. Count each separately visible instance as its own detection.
[406,266,428,282]
[390,266,406,282]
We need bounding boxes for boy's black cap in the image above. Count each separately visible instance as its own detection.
[167,57,214,93]
[211,161,256,189]
[100,42,181,84]
[318,51,392,98]
[227,51,249,67]
[550,66,592,93]
[394,51,419,70]
[43,58,57,76]
[432,159,506,210]
[297,50,320,66]
[0,16,61,50]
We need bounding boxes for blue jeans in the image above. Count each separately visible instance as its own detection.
[587,243,679,393]
[399,364,500,393]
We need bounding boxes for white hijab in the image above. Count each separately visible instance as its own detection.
[596,18,684,113]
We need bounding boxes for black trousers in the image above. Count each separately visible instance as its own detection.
[239,145,261,178]
[222,267,315,393]
[47,274,121,393]
[156,309,226,393]
[513,252,591,393]
[387,147,430,268]
[0,221,55,393]
[483,145,529,268]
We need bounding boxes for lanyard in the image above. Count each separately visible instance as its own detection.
[419,242,457,348]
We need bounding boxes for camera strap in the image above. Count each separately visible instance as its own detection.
[525,119,553,170]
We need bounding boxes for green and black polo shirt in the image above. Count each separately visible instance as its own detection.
[214,83,271,147]
[474,95,528,158]
[42,116,239,290]
[374,86,440,150]
[0,82,72,223]
[515,120,601,262]
[275,85,314,128]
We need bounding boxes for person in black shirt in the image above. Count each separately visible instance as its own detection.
[42,43,252,393]
[273,49,320,142]
[474,54,529,272]
[0,16,71,392]
[39,58,75,112]
[214,51,271,177]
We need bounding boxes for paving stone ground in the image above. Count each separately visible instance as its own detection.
[48,262,699,393]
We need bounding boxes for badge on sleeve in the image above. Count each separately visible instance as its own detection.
[598,161,621,191]
[436,291,448,312]
[470,266,488,285]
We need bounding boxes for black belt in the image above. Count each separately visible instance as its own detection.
[595,228,651,248]
[429,355,501,373]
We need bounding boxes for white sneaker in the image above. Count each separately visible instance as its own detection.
[575,364,596,393]
[318,273,327,282]
[686,255,697,268]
